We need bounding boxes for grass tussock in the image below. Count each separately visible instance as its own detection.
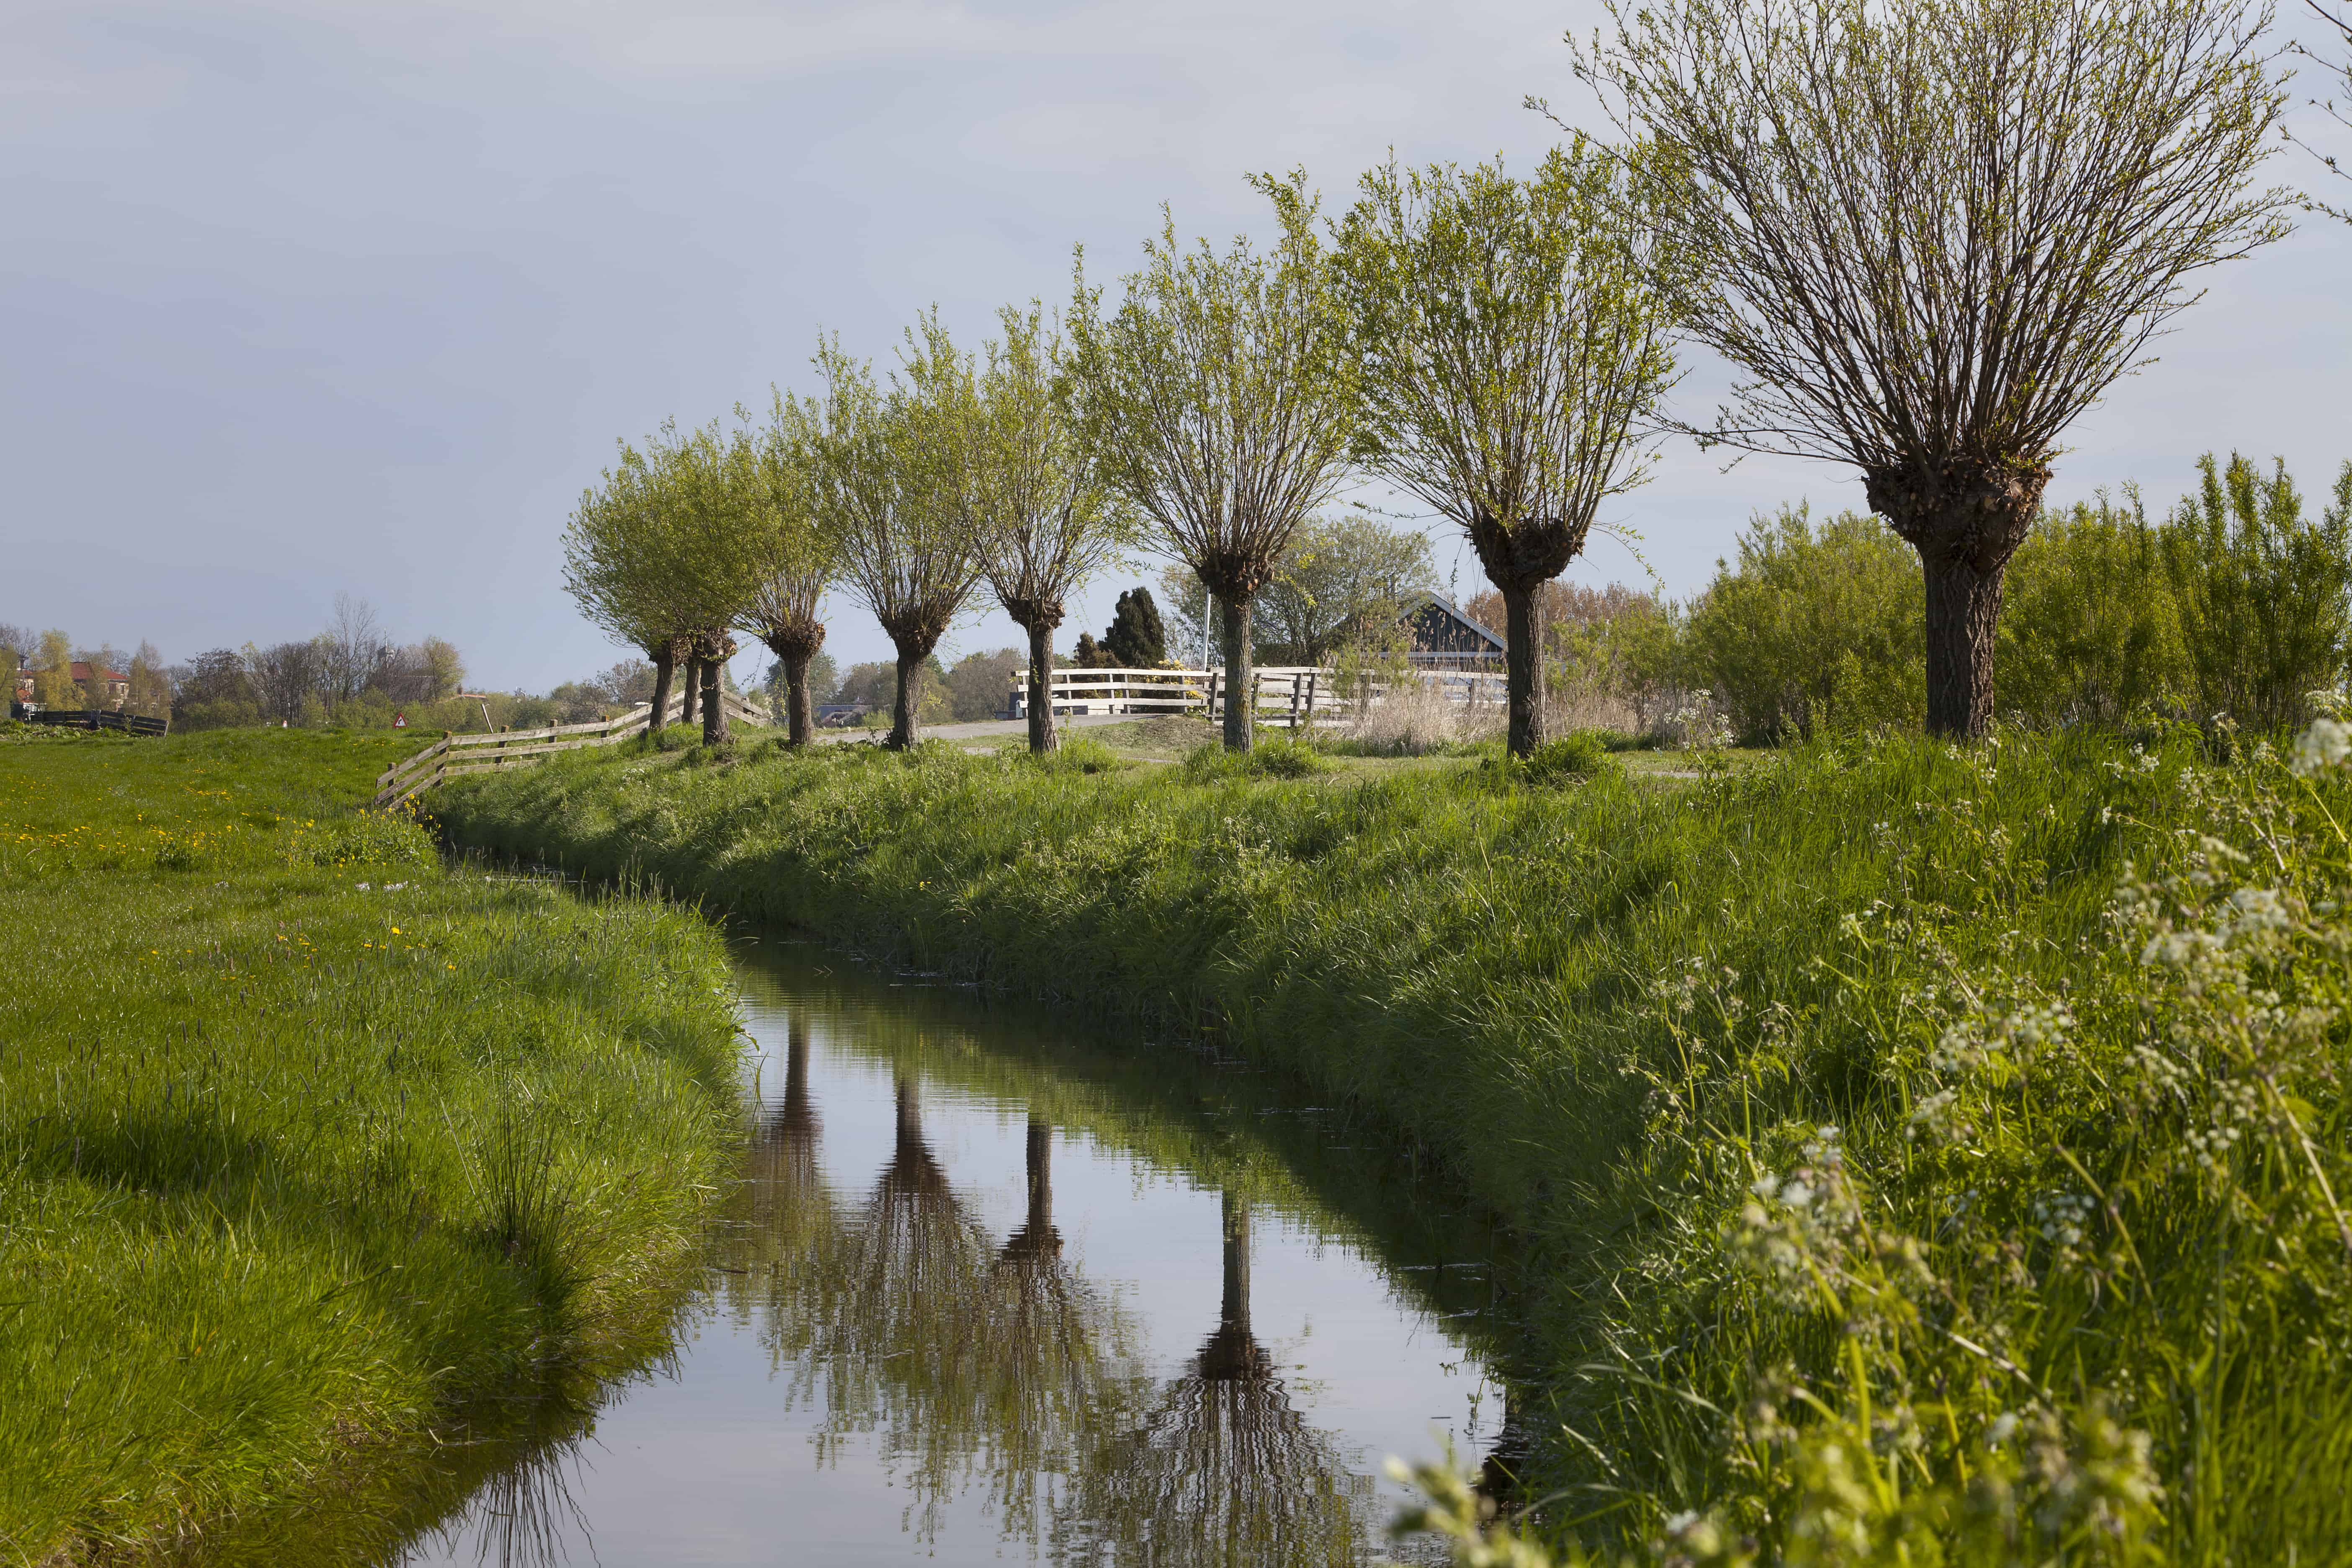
[0,727,743,1563]
[431,725,2352,1563]
[1517,732,1622,785]
[1178,733,1335,780]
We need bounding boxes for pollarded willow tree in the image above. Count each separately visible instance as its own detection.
[1572,0,2293,737]
[1332,144,1681,757]
[743,392,843,748]
[810,314,983,751]
[562,439,693,734]
[648,415,771,747]
[957,302,1137,755]
[1069,175,1355,752]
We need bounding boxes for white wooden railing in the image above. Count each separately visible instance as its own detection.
[1008,666,1505,727]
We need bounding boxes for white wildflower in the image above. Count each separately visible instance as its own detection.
[2224,887,2291,937]
[2032,1189,2095,1251]
[2291,717,2352,776]
[1907,1088,1961,1142]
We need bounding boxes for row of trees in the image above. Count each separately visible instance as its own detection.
[1508,451,2352,743]
[565,147,1665,758]
[3,598,471,732]
[567,0,2298,755]
[564,302,1135,756]
[181,596,465,729]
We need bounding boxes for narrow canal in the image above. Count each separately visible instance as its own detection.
[395,934,1522,1566]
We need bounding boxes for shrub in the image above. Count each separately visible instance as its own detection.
[2161,453,2352,730]
[1681,505,1923,743]
[1999,494,2186,727]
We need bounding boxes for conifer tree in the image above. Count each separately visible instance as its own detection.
[1102,588,1168,668]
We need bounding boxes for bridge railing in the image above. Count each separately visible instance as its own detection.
[1008,666,1504,727]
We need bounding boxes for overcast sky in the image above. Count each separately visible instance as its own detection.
[9,0,2352,691]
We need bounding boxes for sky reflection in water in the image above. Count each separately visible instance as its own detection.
[398,939,1512,1567]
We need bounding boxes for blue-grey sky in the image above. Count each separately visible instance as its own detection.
[8,0,2351,692]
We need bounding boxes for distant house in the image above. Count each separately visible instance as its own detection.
[12,660,129,712]
[1395,595,1505,670]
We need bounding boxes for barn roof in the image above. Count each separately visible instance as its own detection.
[1403,593,1504,653]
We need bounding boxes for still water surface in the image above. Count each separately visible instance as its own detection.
[396,937,1519,1566]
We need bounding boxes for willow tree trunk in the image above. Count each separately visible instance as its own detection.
[888,649,927,751]
[1024,618,1059,755]
[1865,458,2048,740]
[1464,512,1585,760]
[645,644,678,738]
[700,654,728,747]
[1219,596,1255,753]
[679,656,702,730]
[1921,556,2008,737]
[781,648,815,747]
[1498,580,1547,758]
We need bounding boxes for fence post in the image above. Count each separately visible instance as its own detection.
[1207,669,1221,722]
[1289,674,1301,730]
[1306,671,1318,729]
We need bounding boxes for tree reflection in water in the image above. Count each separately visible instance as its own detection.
[405,1014,1412,1568]
[726,1017,844,1365]
[983,1115,1148,1539]
[807,1073,1143,1545]
[1049,1192,1375,1566]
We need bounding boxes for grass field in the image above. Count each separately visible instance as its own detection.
[433,723,2352,1564]
[0,724,744,1564]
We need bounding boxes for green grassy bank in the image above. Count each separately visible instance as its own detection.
[0,725,743,1565]
[433,729,2352,1564]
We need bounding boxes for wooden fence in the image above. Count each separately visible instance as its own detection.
[372,689,766,809]
[1008,666,1504,728]
[15,708,168,737]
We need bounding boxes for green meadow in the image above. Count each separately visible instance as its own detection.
[0,725,742,1564]
[434,727,2352,1564]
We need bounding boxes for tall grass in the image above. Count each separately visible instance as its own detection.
[435,726,2352,1562]
[0,727,743,1563]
